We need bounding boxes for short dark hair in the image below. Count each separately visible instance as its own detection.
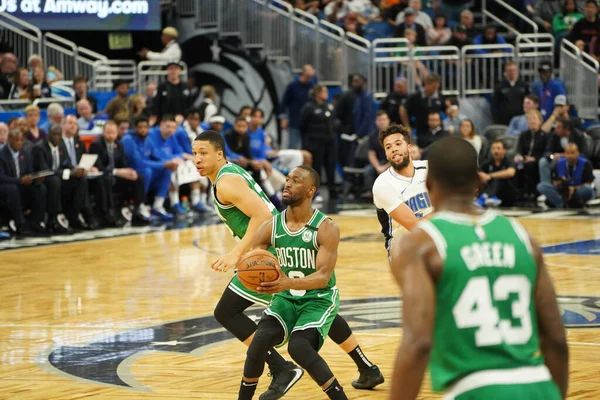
[251,107,264,118]
[555,117,572,131]
[195,130,225,153]
[428,111,442,118]
[161,114,177,123]
[492,139,506,149]
[425,74,441,85]
[504,60,517,70]
[296,165,320,194]
[239,105,252,115]
[134,115,149,126]
[447,97,459,107]
[525,94,540,104]
[73,75,88,85]
[7,117,18,126]
[185,107,202,118]
[49,124,62,135]
[376,110,389,118]
[234,116,248,124]
[428,137,479,194]
[378,123,412,148]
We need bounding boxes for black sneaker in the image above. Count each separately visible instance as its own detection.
[259,361,304,400]
[352,365,384,389]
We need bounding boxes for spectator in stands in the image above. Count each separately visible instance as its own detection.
[530,0,563,32]
[198,85,218,122]
[90,121,146,226]
[443,97,467,135]
[427,13,452,45]
[77,99,95,131]
[401,74,447,138]
[553,0,584,41]
[353,74,377,140]
[515,110,548,200]
[395,8,427,45]
[280,64,315,150]
[460,10,478,40]
[292,0,324,15]
[16,118,29,148]
[105,79,130,121]
[445,24,472,50]
[420,111,450,149]
[506,94,540,136]
[32,124,87,234]
[28,55,63,85]
[31,67,52,103]
[440,0,472,23]
[182,107,203,142]
[299,84,338,198]
[128,94,151,125]
[0,129,47,236]
[138,27,182,63]
[152,61,191,123]
[380,76,408,124]
[0,122,7,150]
[530,61,567,120]
[410,143,422,160]
[492,61,530,125]
[325,0,379,23]
[383,0,410,23]
[539,117,589,190]
[458,119,483,156]
[541,94,585,133]
[145,81,157,111]
[364,110,391,195]
[121,116,174,222]
[568,0,600,51]
[478,139,518,207]
[116,117,130,140]
[8,68,31,101]
[73,75,98,115]
[24,105,46,144]
[473,25,511,54]
[0,53,17,99]
[395,0,433,29]
[224,116,253,168]
[537,143,595,207]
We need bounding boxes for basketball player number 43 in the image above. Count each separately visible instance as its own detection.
[453,275,532,347]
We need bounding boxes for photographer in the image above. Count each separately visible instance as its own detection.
[536,143,595,208]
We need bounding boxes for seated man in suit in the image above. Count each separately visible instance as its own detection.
[32,124,88,233]
[89,120,148,226]
[121,116,175,221]
[0,129,47,235]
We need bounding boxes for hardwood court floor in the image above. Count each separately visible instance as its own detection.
[0,213,599,399]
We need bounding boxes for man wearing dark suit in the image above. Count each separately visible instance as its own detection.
[33,124,87,233]
[89,120,147,226]
[0,129,47,235]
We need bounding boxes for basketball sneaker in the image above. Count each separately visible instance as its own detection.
[259,361,304,400]
[352,365,385,389]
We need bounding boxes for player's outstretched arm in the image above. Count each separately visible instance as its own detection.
[250,219,274,251]
[531,234,569,399]
[211,175,274,272]
[389,203,420,231]
[258,219,340,294]
[388,229,436,400]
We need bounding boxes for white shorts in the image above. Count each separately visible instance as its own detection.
[273,150,304,172]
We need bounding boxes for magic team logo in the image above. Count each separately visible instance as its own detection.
[38,296,600,391]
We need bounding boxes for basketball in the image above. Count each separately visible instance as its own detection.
[236,249,280,290]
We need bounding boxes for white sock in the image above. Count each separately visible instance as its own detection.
[191,188,201,205]
[153,197,165,211]
[169,191,179,206]
[201,192,208,204]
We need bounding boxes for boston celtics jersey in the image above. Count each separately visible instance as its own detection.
[213,162,277,241]
[419,210,544,392]
[271,209,336,299]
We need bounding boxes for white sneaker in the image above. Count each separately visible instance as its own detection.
[537,195,547,203]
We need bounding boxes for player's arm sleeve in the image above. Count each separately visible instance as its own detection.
[251,218,274,251]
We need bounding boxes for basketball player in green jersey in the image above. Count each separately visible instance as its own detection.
[389,137,569,399]
[192,131,383,398]
[239,166,347,400]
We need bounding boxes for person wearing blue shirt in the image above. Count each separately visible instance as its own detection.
[530,61,567,120]
[472,25,512,54]
[279,65,315,150]
[506,94,540,136]
[121,116,176,221]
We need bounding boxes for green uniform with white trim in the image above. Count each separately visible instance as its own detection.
[212,162,277,306]
[265,209,339,349]
[418,210,561,399]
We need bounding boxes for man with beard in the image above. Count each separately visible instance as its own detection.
[372,123,433,251]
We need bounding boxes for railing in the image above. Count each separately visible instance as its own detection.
[91,60,137,92]
[416,46,461,96]
[193,0,216,22]
[346,33,371,86]
[291,9,319,74]
[243,0,267,50]
[43,33,78,80]
[515,33,554,84]
[0,12,42,61]
[560,39,599,119]
[371,39,411,99]
[263,0,294,62]
[317,20,345,86]
[482,0,537,36]
[461,44,515,96]
[137,61,188,95]
[218,0,242,38]
[77,47,108,82]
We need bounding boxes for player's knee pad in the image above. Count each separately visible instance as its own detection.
[287,330,321,369]
[213,288,252,328]
[247,317,284,359]
[327,314,352,345]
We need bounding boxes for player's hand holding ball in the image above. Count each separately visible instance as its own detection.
[236,250,287,293]
[256,263,290,294]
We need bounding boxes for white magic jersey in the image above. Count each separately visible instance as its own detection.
[372,160,433,249]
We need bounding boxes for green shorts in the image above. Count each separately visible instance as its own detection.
[264,287,339,350]
[228,274,273,306]
[453,381,561,400]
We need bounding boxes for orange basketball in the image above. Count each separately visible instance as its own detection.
[236,250,280,291]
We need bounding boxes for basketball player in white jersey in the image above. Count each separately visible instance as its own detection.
[372,124,433,250]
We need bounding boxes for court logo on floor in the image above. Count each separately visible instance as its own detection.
[38,295,600,391]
